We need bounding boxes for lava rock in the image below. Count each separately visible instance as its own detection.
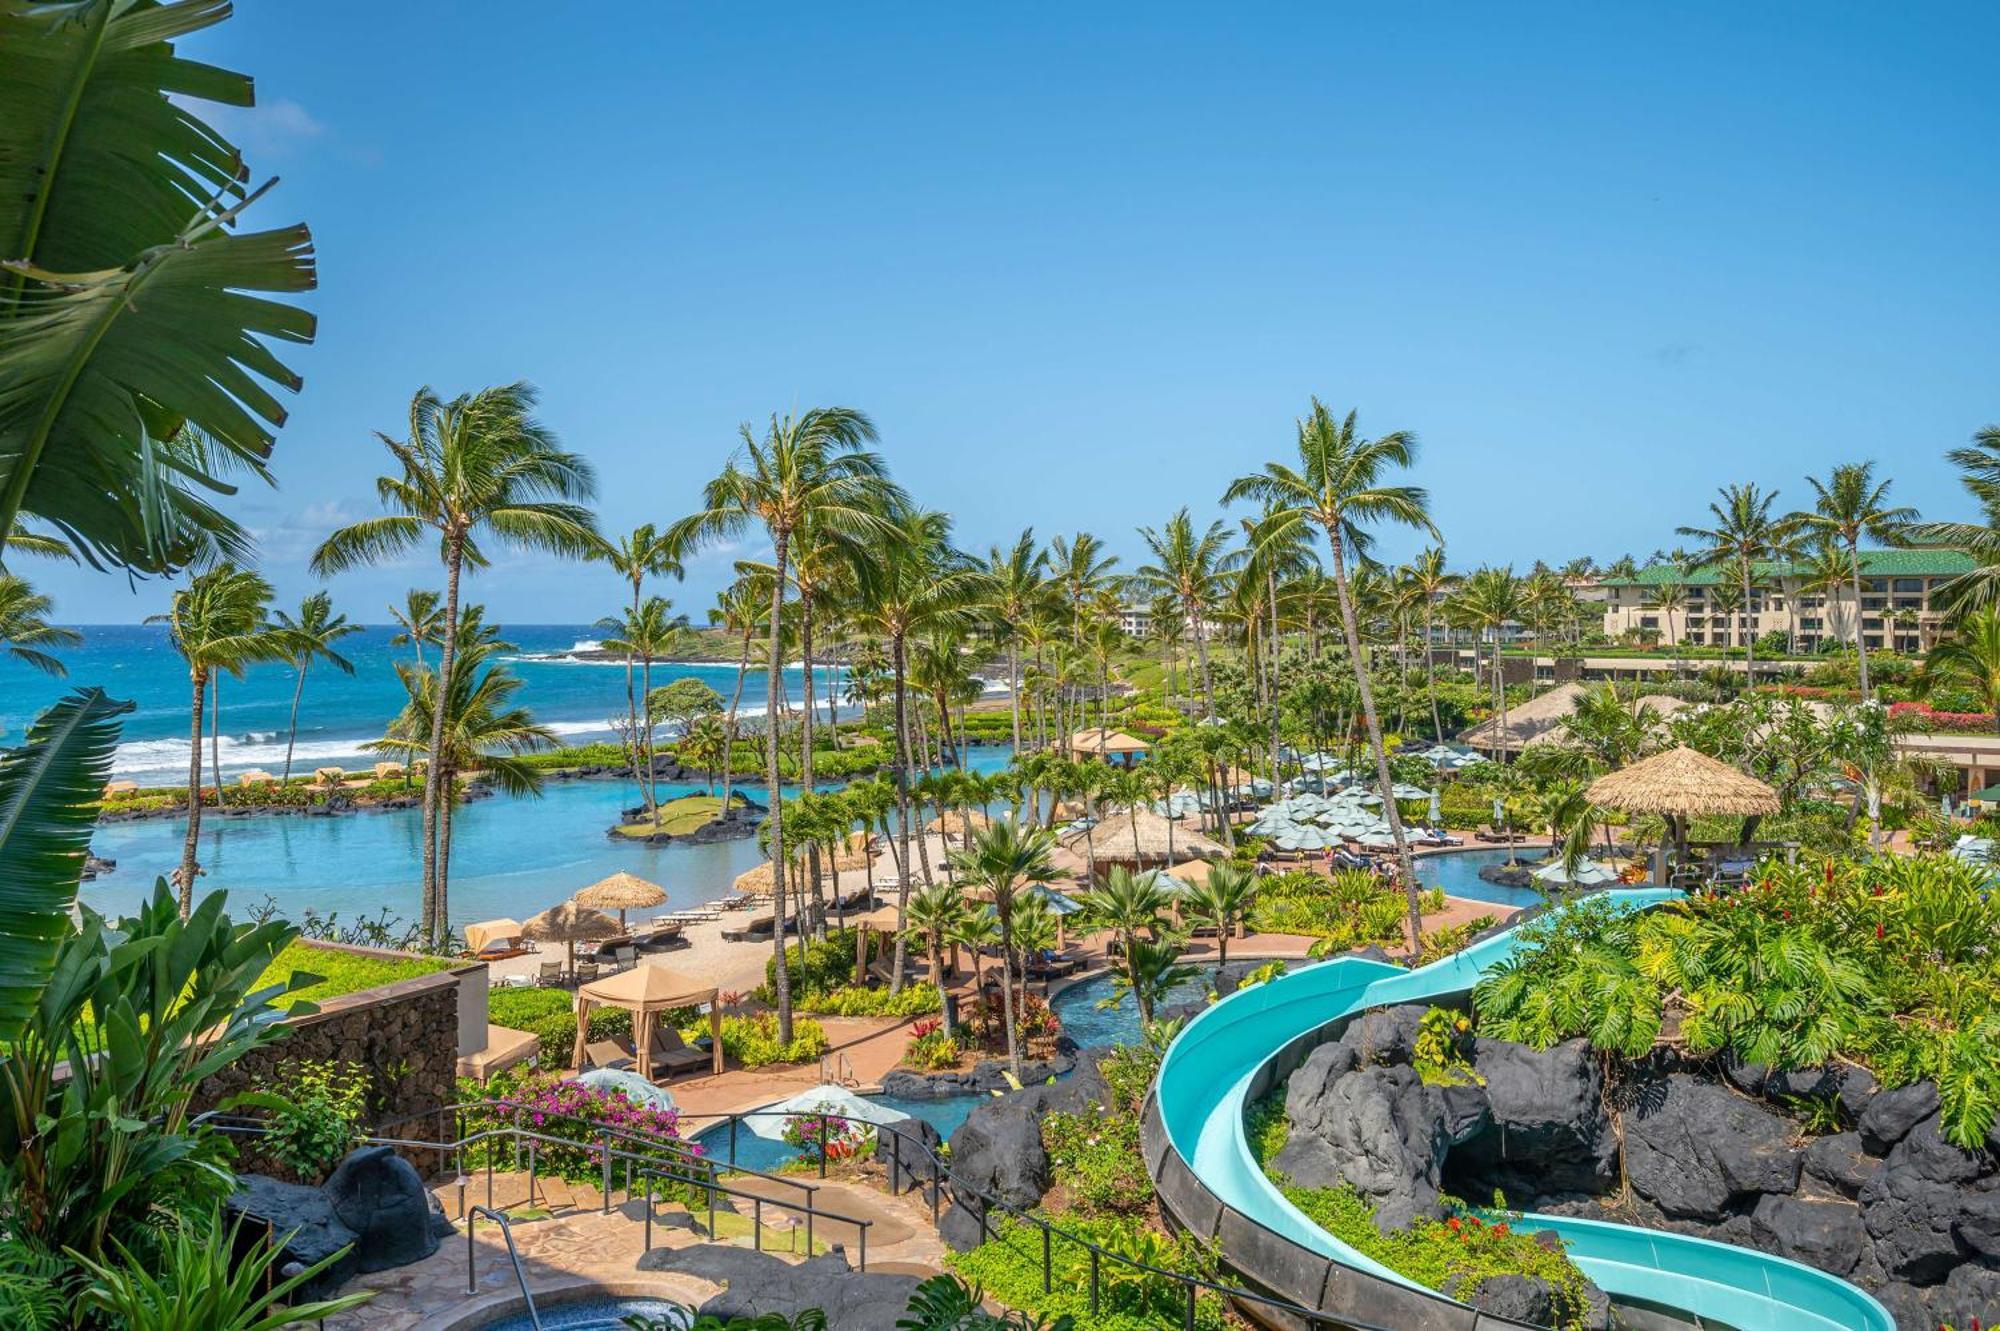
[1802,1132,1881,1199]
[1836,1065,1879,1122]
[1859,1082,1939,1154]
[1748,1194,1868,1276]
[1453,1037,1617,1200]
[1931,1261,2000,1331]
[1623,1075,1800,1220]
[1720,1055,1769,1097]
[1340,1004,1429,1066]
[1434,1080,1491,1146]
[939,1097,1050,1250]
[1870,1281,1936,1331]
[1860,1116,1992,1282]
[879,1115,943,1188]
[227,1174,357,1299]
[324,1145,452,1273]
[1462,1273,1553,1325]
[1275,1062,1448,1232]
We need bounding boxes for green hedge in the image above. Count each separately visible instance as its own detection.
[487,987,635,1062]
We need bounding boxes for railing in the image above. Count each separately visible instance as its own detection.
[465,1205,542,1329]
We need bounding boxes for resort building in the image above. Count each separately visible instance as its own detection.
[1594,550,1973,653]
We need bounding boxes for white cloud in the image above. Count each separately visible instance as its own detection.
[191,96,326,160]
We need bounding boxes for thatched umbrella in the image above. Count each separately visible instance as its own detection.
[1586,746,1779,873]
[523,902,622,977]
[1060,807,1223,865]
[927,809,992,844]
[574,871,668,930]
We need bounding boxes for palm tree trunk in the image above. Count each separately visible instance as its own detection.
[1191,599,1215,718]
[720,628,752,818]
[890,633,916,995]
[800,592,816,790]
[1326,529,1422,952]
[1009,641,1022,755]
[641,652,659,824]
[420,537,466,947]
[765,528,795,1045]
[1742,561,1757,679]
[996,887,1022,1079]
[1848,543,1873,699]
[176,667,207,915]
[624,586,642,807]
[282,660,308,788]
[1269,565,1283,776]
[1425,606,1443,741]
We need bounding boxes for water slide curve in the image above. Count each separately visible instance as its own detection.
[1146,887,1894,1331]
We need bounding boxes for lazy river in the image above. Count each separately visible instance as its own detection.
[1150,888,1895,1331]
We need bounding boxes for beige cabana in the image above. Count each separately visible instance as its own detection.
[464,917,525,954]
[1060,808,1223,865]
[1586,745,1781,872]
[574,871,667,929]
[373,760,406,780]
[569,964,722,1078]
[237,769,276,787]
[312,765,347,786]
[1164,858,1216,887]
[848,902,904,981]
[523,902,622,976]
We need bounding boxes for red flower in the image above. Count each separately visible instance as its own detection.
[1876,922,1885,940]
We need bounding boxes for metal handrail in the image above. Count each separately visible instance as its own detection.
[639,1161,874,1271]
[465,1205,542,1330]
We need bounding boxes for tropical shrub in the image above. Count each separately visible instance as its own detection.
[260,1059,370,1182]
[792,984,941,1018]
[1042,1103,1150,1215]
[72,1210,370,1330]
[690,1013,830,1068]
[781,1112,867,1165]
[905,1019,962,1070]
[461,1073,692,1182]
[488,986,636,1062]
[946,1214,1226,1331]
[767,930,862,995]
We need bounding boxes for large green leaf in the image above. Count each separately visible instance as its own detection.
[0,0,315,571]
[0,687,131,1039]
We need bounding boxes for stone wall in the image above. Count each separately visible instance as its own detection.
[196,959,468,1177]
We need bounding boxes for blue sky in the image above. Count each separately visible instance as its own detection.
[39,3,2000,622]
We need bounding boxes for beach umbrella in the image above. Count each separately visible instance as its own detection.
[574,871,668,930]
[573,1067,676,1111]
[1150,792,1203,819]
[1533,858,1619,887]
[523,902,622,975]
[1428,790,1443,825]
[1026,883,1085,916]
[748,1085,911,1141]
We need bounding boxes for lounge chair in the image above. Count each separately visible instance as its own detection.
[634,921,685,950]
[535,961,562,986]
[647,1026,711,1078]
[1024,951,1084,981]
[583,1039,633,1071]
[610,945,639,971]
[574,961,601,985]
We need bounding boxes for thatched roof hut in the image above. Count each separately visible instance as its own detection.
[927,809,992,840]
[1059,808,1223,864]
[523,901,622,973]
[1460,682,1687,755]
[1587,745,1779,868]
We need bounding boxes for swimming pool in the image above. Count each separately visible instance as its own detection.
[479,1294,689,1329]
[1413,847,1552,908]
[690,1089,987,1174]
[1047,967,1214,1048]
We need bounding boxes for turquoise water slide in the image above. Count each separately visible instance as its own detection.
[1153,888,1894,1331]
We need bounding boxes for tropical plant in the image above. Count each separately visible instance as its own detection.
[898,1272,1075,1330]
[671,407,901,1039]
[0,574,81,678]
[74,1209,369,1330]
[260,1059,369,1183]
[145,563,281,911]
[1182,861,1257,966]
[946,818,1059,1078]
[1107,937,1199,1026]
[0,688,129,1039]
[1132,508,1232,716]
[1924,607,2000,716]
[1226,399,1437,948]
[1678,482,1789,675]
[981,529,1050,753]
[600,595,690,824]
[0,0,316,574]
[312,383,598,947]
[267,590,359,786]
[1791,462,1916,699]
[387,588,444,667]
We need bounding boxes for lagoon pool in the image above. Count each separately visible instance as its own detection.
[1048,967,1214,1048]
[1413,847,1551,908]
[479,1295,690,1330]
[689,1089,986,1174]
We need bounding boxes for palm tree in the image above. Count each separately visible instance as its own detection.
[1112,939,1199,1027]
[1923,608,2000,718]
[945,818,1059,1078]
[598,596,689,825]
[1647,573,1688,669]
[708,576,766,821]
[1048,532,1119,648]
[1403,547,1457,740]
[1132,508,1231,717]
[670,407,901,1041]
[267,591,359,787]
[1085,865,1173,1010]
[370,611,556,919]
[1183,862,1257,966]
[1226,400,1436,950]
[1791,463,1917,700]
[1910,426,2000,618]
[311,383,598,947]
[1,520,76,564]
[146,564,280,913]
[1678,483,1789,678]
[981,530,1048,755]
[1454,567,1524,760]
[388,589,444,669]
[905,879,968,1037]
[592,524,685,788]
[0,574,81,677]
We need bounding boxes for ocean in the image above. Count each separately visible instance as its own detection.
[4,625,1011,928]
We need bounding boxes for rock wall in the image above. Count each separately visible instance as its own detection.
[196,967,464,1179]
[1277,1003,2000,1331]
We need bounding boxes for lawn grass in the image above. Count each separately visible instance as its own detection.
[260,939,453,1007]
[612,792,723,838]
